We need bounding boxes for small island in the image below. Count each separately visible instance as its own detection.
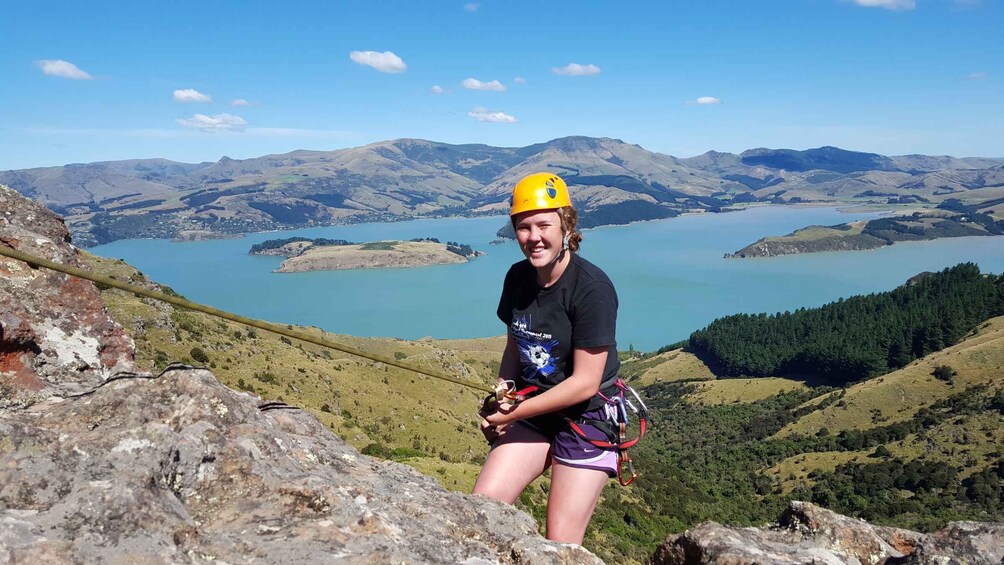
[249,236,484,272]
[726,206,1004,259]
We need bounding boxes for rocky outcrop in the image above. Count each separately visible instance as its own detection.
[0,185,601,564]
[0,366,600,564]
[652,501,1003,565]
[0,184,135,403]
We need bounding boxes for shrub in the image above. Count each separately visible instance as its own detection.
[361,443,392,459]
[190,347,210,364]
[872,445,893,458]
[932,365,956,382]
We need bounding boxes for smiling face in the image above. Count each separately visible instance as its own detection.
[514,209,565,270]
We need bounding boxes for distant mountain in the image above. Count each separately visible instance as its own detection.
[2,137,1002,247]
[738,146,897,174]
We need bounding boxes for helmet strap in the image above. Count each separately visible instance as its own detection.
[546,247,566,269]
[544,233,569,268]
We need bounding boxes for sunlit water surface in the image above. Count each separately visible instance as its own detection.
[92,206,1004,352]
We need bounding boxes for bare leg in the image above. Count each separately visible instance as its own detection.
[545,462,609,544]
[473,423,552,504]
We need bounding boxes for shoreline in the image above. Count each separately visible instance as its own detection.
[87,204,897,247]
[86,203,963,253]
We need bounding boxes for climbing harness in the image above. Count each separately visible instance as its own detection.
[0,245,493,395]
[487,378,648,486]
[566,379,648,486]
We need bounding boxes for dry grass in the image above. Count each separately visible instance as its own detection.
[769,409,1003,494]
[688,377,808,406]
[767,222,867,243]
[624,348,717,387]
[893,412,1004,478]
[766,451,864,494]
[775,316,1004,439]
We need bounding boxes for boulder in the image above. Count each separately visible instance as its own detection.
[652,501,1002,565]
[0,366,600,564]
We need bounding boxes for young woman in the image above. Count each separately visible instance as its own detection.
[473,172,622,544]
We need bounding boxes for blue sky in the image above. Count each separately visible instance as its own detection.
[2,0,1001,170]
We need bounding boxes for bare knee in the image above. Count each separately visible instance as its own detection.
[544,463,609,544]
[545,521,589,545]
[472,473,520,504]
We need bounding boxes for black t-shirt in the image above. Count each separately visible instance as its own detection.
[496,252,621,415]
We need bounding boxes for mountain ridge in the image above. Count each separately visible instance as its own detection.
[3,136,1003,247]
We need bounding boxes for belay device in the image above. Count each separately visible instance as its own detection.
[491,378,648,486]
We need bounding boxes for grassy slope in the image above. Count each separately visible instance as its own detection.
[766,221,867,242]
[622,349,717,386]
[763,318,1004,492]
[629,318,1004,497]
[623,349,807,405]
[82,253,503,493]
[776,317,1004,437]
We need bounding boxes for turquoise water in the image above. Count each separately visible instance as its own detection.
[91,206,1004,352]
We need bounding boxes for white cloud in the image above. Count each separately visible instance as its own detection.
[175,113,247,133]
[462,78,506,91]
[468,107,517,123]
[173,89,212,103]
[231,98,254,106]
[349,50,407,73]
[688,96,722,105]
[513,76,527,84]
[967,72,988,80]
[36,59,92,80]
[464,2,479,12]
[552,63,601,76]
[431,85,445,94]
[553,63,601,76]
[851,0,915,10]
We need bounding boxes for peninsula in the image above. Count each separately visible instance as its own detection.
[249,237,484,272]
[726,207,1004,259]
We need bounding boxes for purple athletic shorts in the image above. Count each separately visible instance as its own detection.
[494,409,618,477]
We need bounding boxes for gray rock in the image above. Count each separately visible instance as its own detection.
[0,367,601,564]
[651,501,1001,565]
[890,521,1004,564]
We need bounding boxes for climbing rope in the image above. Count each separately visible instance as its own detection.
[0,245,493,394]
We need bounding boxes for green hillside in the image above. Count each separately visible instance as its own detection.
[688,263,1004,383]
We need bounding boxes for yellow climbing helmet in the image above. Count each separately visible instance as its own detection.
[509,172,572,216]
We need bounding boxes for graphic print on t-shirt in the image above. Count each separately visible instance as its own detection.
[512,314,560,381]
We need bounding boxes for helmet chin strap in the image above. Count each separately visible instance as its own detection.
[544,235,569,268]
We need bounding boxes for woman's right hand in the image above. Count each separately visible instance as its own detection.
[480,418,502,443]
